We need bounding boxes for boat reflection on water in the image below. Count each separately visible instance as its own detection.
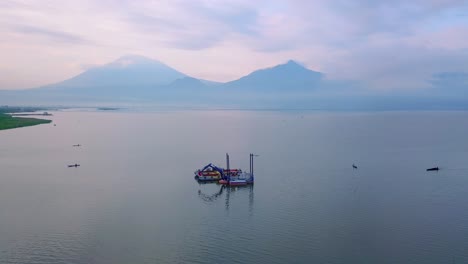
[195,153,257,211]
[197,184,254,211]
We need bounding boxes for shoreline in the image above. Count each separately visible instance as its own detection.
[0,113,52,131]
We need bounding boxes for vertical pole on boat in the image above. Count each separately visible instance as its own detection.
[249,153,252,175]
[226,153,230,182]
[252,153,254,176]
[251,153,255,183]
[250,153,252,182]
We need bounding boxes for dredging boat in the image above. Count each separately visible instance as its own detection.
[195,153,255,185]
[194,165,244,182]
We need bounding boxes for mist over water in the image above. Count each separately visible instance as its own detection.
[1,110,468,263]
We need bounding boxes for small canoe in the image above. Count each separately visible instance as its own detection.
[426,167,439,171]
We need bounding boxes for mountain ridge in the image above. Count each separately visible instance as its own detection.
[39,55,188,91]
[23,55,325,101]
[0,55,325,105]
[1,55,466,110]
[224,59,323,91]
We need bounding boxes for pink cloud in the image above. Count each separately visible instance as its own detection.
[0,0,467,90]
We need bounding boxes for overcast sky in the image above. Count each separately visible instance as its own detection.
[1,0,467,90]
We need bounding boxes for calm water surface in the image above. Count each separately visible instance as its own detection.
[1,110,468,264]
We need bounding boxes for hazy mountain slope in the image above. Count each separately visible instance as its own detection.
[166,77,208,90]
[40,55,187,91]
[1,56,467,110]
[223,60,323,92]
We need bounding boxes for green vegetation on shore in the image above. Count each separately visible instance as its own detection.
[0,113,51,131]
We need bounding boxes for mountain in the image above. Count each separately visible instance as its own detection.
[3,55,467,110]
[147,77,213,103]
[39,55,187,93]
[166,77,207,90]
[19,57,329,104]
[223,60,323,92]
[0,57,356,107]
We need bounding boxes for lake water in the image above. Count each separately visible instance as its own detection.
[1,110,468,264]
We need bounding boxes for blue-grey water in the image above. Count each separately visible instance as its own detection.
[1,110,468,264]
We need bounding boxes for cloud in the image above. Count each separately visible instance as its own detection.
[1,0,468,90]
[185,1,258,36]
[12,25,87,44]
[320,32,468,90]
[431,72,468,95]
[244,0,468,51]
[115,0,259,50]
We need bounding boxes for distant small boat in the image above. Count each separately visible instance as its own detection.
[426,167,439,171]
[68,164,80,168]
[352,164,358,169]
[72,144,81,147]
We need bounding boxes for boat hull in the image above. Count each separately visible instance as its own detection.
[219,172,254,185]
[194,175,222,181]
[229,180,247,186]
[194,167,222,181]
[219,179,229,184]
